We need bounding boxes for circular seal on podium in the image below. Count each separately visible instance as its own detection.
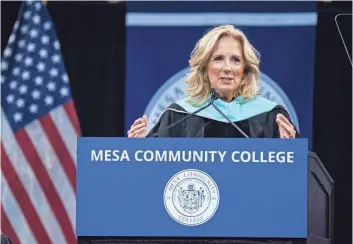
[164,169,219,226]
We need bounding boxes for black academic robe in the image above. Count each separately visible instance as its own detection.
[147,103,298,138]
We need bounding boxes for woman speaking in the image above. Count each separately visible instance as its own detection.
[128,25,297,139]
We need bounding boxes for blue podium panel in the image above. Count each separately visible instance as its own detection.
[76,138,308,238]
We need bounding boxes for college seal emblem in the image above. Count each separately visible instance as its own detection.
[164,169,219,226]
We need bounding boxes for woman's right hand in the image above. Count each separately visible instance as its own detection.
[127,115,147,138]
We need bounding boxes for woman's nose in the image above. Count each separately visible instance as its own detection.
[223,61,232,72]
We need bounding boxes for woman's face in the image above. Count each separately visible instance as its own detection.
[207,35,245,101]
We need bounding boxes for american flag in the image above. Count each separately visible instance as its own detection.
[1,1,80,243]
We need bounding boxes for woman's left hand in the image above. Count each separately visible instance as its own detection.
[276,114,296,138]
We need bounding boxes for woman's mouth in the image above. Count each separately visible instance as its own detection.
[219,77,233,83]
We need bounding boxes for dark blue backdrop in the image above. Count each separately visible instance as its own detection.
[125,2,317,147]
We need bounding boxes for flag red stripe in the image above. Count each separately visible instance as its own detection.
[15,129,76,244]
[1,206,21,244]
[40,113,76,194]
[1,145,51,244]
[64,100,81,136]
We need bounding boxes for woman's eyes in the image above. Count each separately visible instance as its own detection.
[214,56,240,62]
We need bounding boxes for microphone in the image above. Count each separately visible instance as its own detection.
[147,89,219,137]
[210,90,250,138]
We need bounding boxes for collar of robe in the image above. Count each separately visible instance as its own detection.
[175,95,278,123]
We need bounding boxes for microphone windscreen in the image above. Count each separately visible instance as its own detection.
[215,91,221,98]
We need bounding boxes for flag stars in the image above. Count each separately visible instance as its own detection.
[35,77,43,85]
[24,11,31,20]
[54,41,60,50]
[14,21,19,30]
[14,112,22,123]
[31,90,40,100]
[30,29,38,38]
[20,25,29,34]
[18,40,26,48]
[49,68,58,77]
[24,57,33,66]
[47,81,56,91]
[2,14,72,127]
[41,35,49,44]
[1,61,8,71]
[9,34,16,44]
[39,49,48,58]
[16,98,25,108]
[60,87,69,97]
[9,81,17,90]
[12,67,20,76]
[44,22,51,30]
[35,2,41,10]
[44,96,53,106]
[29,104,38,113]
[15,53,23,62]
[27,43,35,52]
[4,47,12,57]
[52,55,60,63]
[62,74,69,83]
[19,84,28,94]
[33,14,41,24]
[21,71,30,80]
[37,62,45,72]
[6,94,14,104]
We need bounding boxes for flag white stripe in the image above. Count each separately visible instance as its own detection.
[25,119,76,230]
[126,12,318,27]
[1,174,37,244]
[50,106,78,166]
[1,110,66,244]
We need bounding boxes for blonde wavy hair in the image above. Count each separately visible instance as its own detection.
[184,25,260,105]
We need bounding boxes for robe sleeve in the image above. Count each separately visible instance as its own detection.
[146,108,187,137]
[264,105,300,138]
